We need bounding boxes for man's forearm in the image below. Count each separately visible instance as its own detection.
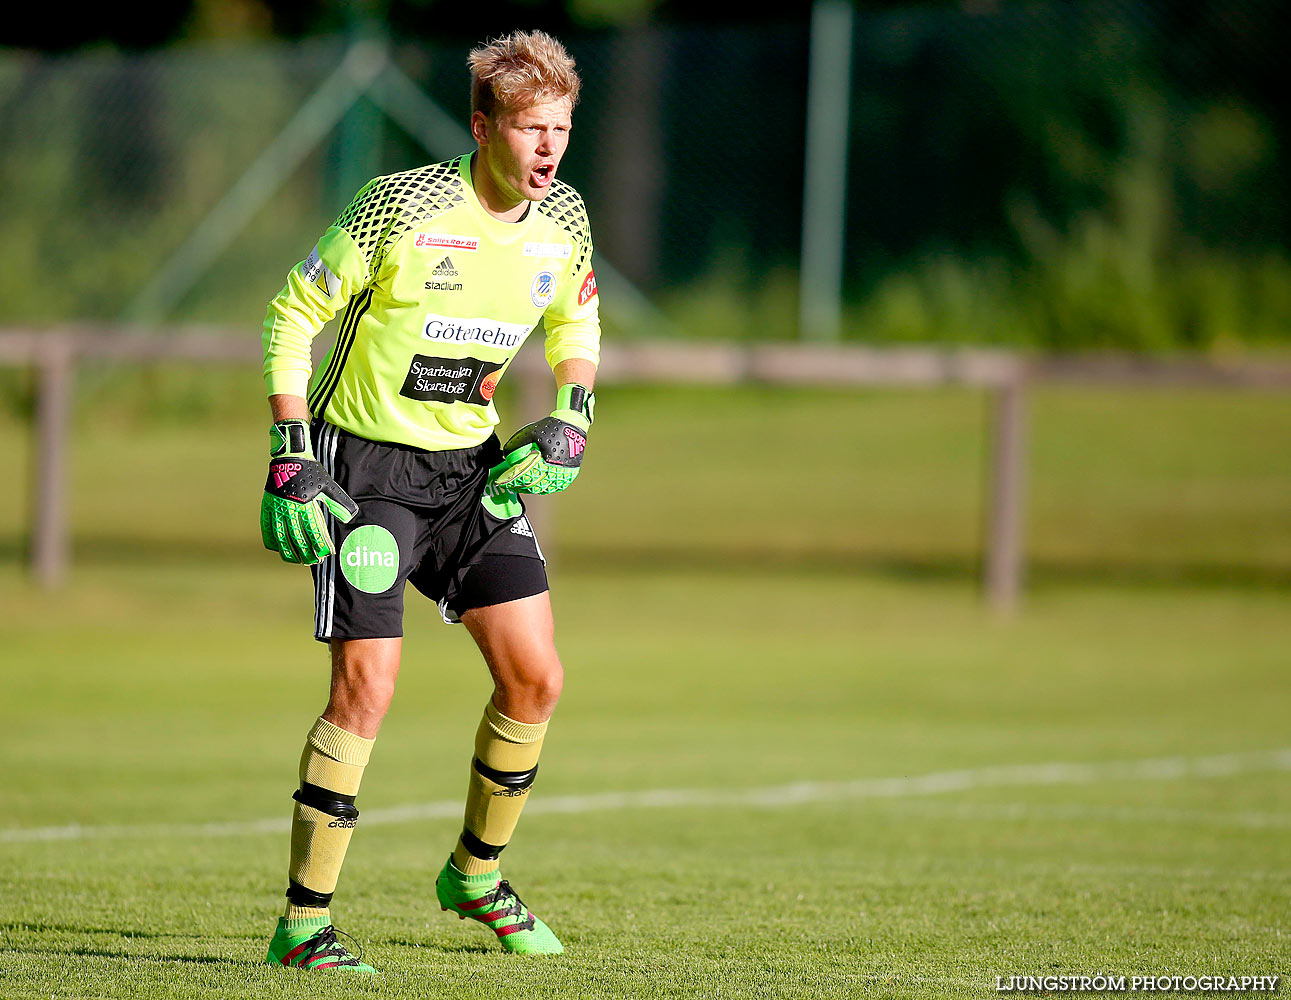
[553,359,595,392]
[269,394,310,423]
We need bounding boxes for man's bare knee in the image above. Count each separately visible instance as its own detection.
[461,594,562,722]
[324,638,401,738]
[495,655,563,719]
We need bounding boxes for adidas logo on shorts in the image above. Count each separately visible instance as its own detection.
[510,517,534,538]
[431,256,459,276]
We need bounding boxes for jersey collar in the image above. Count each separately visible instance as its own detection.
[458,152,536,243]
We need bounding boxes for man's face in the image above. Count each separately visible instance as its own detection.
[473,98,573,205]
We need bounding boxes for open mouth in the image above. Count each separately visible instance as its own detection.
[531,163,555,187]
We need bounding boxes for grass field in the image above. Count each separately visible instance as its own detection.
[1,383,1289,998]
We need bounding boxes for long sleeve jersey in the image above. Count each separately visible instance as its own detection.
[262,152,601,451]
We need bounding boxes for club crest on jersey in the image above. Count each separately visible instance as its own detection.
[530,271,556,308]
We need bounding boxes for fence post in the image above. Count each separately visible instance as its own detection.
[799,0,854,342]
[30,334,74,587]
[984,372,1028,613]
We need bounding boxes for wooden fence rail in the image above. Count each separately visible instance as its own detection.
[3,328,1289,611]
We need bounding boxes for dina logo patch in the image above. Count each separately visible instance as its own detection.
[339,525,399,594]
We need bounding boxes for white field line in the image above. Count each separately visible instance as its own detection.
[4,746,1290,845]
[869,799,1291,829]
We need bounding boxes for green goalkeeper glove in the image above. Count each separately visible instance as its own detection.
[260,419,359,564]
[488,383,595,496]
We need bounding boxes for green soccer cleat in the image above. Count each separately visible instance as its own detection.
[435,858,564,955]
[265,916,376,972]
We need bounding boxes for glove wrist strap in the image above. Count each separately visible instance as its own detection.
[270,418,314,459]
[555,383,594,425]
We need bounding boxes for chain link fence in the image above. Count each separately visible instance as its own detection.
[0,2,1287,345]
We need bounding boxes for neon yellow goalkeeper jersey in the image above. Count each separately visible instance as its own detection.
[262,152,601,451]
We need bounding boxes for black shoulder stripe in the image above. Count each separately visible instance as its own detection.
[307,294,359,412]
[308,288,372,416]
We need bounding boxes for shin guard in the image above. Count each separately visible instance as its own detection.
[451,702,547,875]
[284,717,374,920]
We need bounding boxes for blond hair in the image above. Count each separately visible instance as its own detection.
[468,30,581,118]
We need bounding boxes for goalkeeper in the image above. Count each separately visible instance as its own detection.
[257,30,599,972]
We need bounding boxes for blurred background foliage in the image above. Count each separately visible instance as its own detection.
[0,0,1288,351]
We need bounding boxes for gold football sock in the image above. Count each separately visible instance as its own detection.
[283,717,375,923]
[450,701,547,876]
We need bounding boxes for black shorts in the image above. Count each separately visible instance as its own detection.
[309,421,548,642]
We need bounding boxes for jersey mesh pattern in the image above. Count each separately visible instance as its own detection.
[536,179,592,274]
[334,157,468,286]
